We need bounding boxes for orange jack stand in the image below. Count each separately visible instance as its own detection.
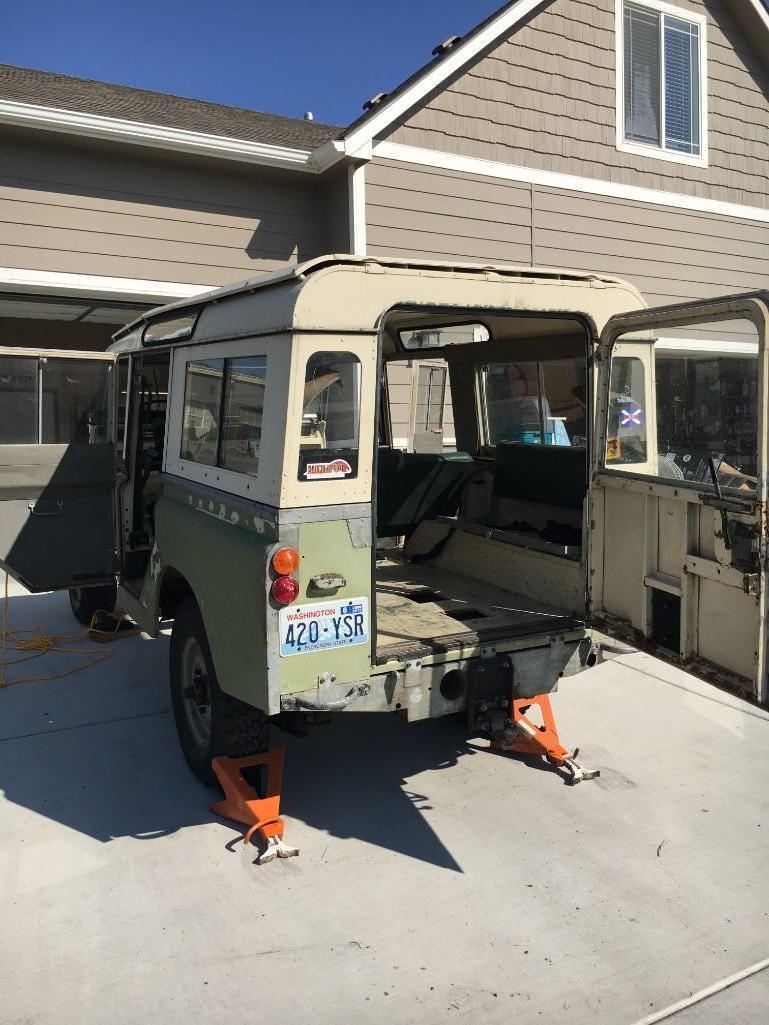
[210,747,299,862]
[490,694,600,784]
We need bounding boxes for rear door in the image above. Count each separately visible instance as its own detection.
[0,347,115,592]
[590,294,769,703]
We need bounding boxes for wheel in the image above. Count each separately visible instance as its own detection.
[68,584,117,626]
[169,596,270,786]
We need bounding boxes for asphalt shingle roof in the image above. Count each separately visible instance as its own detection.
[0,63,339,150]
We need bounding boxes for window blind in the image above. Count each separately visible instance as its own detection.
[664,16,700,154]
[624,2,661,146]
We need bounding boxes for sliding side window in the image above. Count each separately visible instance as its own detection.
[482,359,587,447]
[180,355,267,477]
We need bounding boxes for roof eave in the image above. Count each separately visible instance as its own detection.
[0,98,318,171]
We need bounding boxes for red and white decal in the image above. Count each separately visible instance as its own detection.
[304,458,352,480]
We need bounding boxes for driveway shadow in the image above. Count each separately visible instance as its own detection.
[1,591,476,869]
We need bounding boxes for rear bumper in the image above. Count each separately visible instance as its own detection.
[280,627,592,721]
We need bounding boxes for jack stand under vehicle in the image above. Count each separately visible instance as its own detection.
[210,748,300,863]
[488,694,600,785]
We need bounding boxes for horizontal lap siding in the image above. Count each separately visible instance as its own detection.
[0,128,325,287]
[534,187,769,306]
[366,159,532,264]
[367,157,769,313]
[386,0,769,209]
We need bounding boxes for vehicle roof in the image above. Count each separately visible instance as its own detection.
[111,254,645,352]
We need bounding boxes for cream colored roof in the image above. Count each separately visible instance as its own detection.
[113,254,645,352]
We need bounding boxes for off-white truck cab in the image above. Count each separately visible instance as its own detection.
[0,257,766,785]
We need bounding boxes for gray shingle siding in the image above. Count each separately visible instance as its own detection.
[383,0,769,208]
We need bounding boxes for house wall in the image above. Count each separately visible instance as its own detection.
[368,0,769,447]
[0,126,328,290]
[367,157,769,444]
[385,0,769,209]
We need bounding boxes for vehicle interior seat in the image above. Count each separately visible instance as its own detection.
[492,441,587,512]
[376,449,475,538]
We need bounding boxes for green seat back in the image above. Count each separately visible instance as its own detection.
[493,442,586,511]
[376,450,475,537]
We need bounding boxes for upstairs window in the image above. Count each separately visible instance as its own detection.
[618,0,706,165]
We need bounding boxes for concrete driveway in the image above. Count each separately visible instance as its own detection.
[1,579,768,1025]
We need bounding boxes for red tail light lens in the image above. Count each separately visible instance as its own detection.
[271,576,299,606]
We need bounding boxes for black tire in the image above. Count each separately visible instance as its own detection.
[169,596,270,786]
[69,584,117,627]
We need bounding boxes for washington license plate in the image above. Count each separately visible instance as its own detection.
[279,597,369,657]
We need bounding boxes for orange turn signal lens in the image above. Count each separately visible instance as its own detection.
[272,546,300,576]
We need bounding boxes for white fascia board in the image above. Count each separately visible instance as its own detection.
[372,140,769,226]
[341,0,548,157]
[0,266,211,302]
[0,99,315,171]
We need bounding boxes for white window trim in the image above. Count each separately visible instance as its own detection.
[615,0,708,168]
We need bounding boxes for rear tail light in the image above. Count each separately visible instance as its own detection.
[271,576,300,606]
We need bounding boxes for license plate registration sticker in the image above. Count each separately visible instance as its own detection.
[279,596,369,657]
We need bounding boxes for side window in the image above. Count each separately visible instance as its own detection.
[298,351,360,481]
[605,355,648,465]
[482,359,587,447]
[606,322,759,492]
[0,355,109,445]
[180,358,224,467]
[180,354,266,477]
[41,358,109,443]
[0,356,38,444]
[220,356,267,475]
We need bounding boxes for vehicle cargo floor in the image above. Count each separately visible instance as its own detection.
[375,551,581,663]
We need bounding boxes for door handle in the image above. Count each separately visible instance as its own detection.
[28,500,63,517]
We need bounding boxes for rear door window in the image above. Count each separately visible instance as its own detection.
[298,351,361,480]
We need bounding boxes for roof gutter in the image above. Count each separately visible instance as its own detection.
[0,98,318,171]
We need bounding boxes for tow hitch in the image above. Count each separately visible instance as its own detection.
[480,693,600,785]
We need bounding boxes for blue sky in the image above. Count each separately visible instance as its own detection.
[1,0,502,127]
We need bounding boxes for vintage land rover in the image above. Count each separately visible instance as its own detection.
[0,256,766,784]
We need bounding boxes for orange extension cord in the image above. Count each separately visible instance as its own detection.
[0,572,124,688]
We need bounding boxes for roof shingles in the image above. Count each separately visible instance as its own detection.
[0,63,339,150]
